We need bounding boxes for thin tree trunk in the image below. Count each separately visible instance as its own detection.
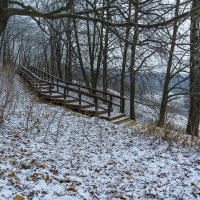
[129,1,138,120]
[66,21,72,82]
[0,1,9,36]
[157,0,180,127]
[186,0,200,137]
[102,0,110,98]
[62,11,73,82]
[86,16,96,88]
[49,36,55,75]
[0,16,8,37]
[93,26,104,89]
[102,28,109,96]
[73,18,90,87]
[120,3,131,110]
[55,36,63,79]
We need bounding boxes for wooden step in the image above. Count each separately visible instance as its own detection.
[120,120,135,127]
[38,89,50,93]
[39,89,58,94]
[40,93,64,99]
[65,102,94,110]
[111,117,130,124]
[81,107,108,116]
[32,81,49,85]
[99,113,126,121]
[64,97,78,103]
[52,98,78,104]
[40,94,78,105]
[34,85,52,90]
[32,83,51,87]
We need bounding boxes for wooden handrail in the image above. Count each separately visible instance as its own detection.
[20,66,125,114]
[30,67,126,100]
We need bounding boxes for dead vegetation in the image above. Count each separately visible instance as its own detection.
[0,65,16,125]
[134,122,200,152]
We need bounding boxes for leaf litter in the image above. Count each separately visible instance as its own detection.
[0,77,199,200]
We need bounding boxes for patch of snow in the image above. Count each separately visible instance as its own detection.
[0,76,199,200]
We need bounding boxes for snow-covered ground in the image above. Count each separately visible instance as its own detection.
[0,75,199,200]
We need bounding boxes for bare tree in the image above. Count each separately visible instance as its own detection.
[186,0,200,137]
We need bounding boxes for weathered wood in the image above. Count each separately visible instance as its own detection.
[99,113,126,121]
[31,67,125,101]
[19,67,126,118]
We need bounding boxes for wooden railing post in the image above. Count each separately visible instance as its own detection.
[92,89,98,111]
[57,79,59,91]
[50,83,52,96]
[95,98,98,111]
[78,86,81,105]
[110,95,113,109]
[120,96,125,113]
[66,83,69,94]
[108,95,113,117]
[108,102,111,117]
[39,81,41,92]
[64,87,66,100]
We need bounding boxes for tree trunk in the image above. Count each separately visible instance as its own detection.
[120,2,131,111]
[73,18,90,87]
[102,28,109,96]
[86,14,96,89]
[0,18,7,36]
[129,1,138,120]
[55,36,63,79]
[0,0,9,36]
[49,35,55,75]
[157,0,180,127]
[186,0,200,137]
[66,20,72,82]
[102,0,111,99]
[62,10,73,82]
[94,26,104,89]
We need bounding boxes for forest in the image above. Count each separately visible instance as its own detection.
[0,0,200,136]
[0,0,200,199]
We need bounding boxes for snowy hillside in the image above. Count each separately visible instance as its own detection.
[0,76,199,200]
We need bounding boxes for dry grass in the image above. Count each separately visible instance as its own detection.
[0,66,16,125]
[134,122,200,151]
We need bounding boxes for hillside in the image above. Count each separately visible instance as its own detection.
[0,76,199,200]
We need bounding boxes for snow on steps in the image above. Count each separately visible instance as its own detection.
[99,113,135,127]
[21,72,135,127]
[38,89,135,126]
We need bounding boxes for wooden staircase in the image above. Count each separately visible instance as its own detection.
[99,113,135,126]
[19,67,134,126]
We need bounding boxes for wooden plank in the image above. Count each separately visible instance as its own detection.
[80,107,109,116]
[28,67,124,100]
[20,67,126,119]
[65,102,94,110]
[40,94,64,99]
[111,117,130,124]
[99,113,126,121]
